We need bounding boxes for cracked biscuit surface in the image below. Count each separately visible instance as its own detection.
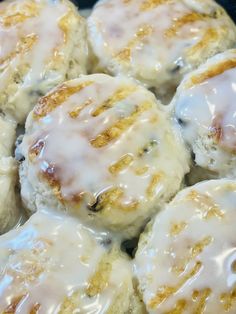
[134,179,236,313]
[0,0,87,123]
[19,74,189,238]
[87,0,236,102]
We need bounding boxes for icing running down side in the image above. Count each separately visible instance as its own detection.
[0,210,132,313]
[134,180,236,313]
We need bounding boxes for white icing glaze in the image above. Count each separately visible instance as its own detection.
[88,0,235,96]
[174,49,236,175]
[0,0,86,123]
[21,74,189,236]
[0,0,67,85]
[0,209,132,313]
[134,179,236,313]
[176,51,236,151]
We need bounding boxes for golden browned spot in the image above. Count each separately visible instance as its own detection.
[30,303,41,314]
[186,28,218,68]
[123,0,132,4]
[232,261,236,273]
[186,190,224,220]
[92,86,136,117]
[115,25,153,62]
[109,154,134,174]
[170,222,187,236]
[191,237,212,259]
[187,58,236,88]
[165,13,208,37]
[34,81,93,119]
[2,12,36,27]
[149,261,202,309]
[91,101,152,148]
[164,299,187,314]
[173,236,212,274]
[0,2,39,27]
[0,34,37,68]
[146,173,163,199]
[86,253,112,297]
[192,289,211,314]
[3,295,27,313]
[29,139,45,161]
[69,99,93,119]
[135,166,149,176]
[58,9,74,43]
[40,164,64,203]
[221,287,236,311]
[209,114,223,144]
[50,8,81,68]
[140,0,171,11]
[90,187,139,212]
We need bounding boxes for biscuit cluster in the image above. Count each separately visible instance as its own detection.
[0,0,236,313]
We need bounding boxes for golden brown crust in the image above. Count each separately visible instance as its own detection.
[148,261,202,309]
[186,57,236,88]
[33,81,93,119]
[0,1,39,27]
[140,0,172,11]
[115,25,153,62]
[165,12,209,38]
[91,86,136,117]
[0,34,37,69]
[90,101,152,148]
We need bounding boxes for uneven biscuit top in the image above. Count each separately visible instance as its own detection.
[21,74,188,232]
[0,0,79,100]
[134,180,236,313]
[88,0,233,87]
[0,210,131,313]
[175,49,236,153]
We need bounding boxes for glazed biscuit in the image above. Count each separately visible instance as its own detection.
[0,210,143,313]
[173,49,236,179]
[135,179,236,313]
[87,0,236,103]
[19,74,189,238]
[0,0,87,123]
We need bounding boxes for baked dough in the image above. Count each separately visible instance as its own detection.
[87,0,236,103]
[19,74,189,238]
[135,179,236,313]
[0,0,87,123]
[0,210,143,313]
[173,49,236,179]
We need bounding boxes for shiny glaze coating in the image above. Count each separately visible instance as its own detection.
[135,179,236,313]
[0,210,134,313]
[87,0,236,101]
[0,0,87,123]
[174,49,236,178]
[20,74,189,237]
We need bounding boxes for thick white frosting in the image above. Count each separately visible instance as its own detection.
[134,179,236,313]
[0,210,132,313]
